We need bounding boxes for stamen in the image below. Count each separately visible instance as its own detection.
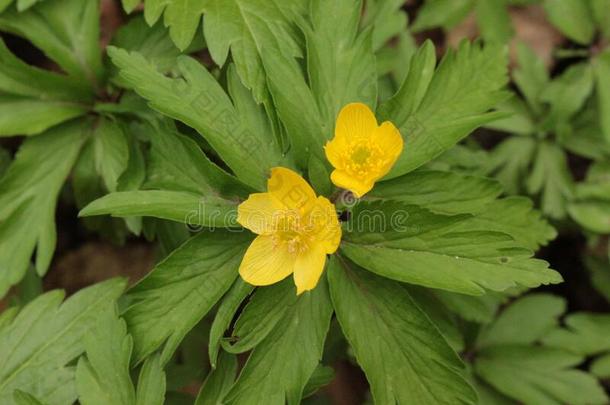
[342,140,387,178]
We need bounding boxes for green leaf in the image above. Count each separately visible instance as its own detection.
[361,0,408,51]
[378,41,436,145]
[76,308,167,405]
[341,201,561,295]
[376,31,418,97]
[222,279,297,354]
[145,120,250,198]
[543,0,595,44]
[208,279,253,368]
[328,257,476,404]
[569,161,610,233]
[487,136,537,194]
[513,42,549,114]
[586,255,610,302]
[450,197,557,250]
[411,0,475,32]
[526,141,574,219]
[543,313,610,355]
[110,17,181,83]
[0,278,126,405]
[369,169,503,215]
[123,230,251,364]
[407,286,465,351]
[92,118,129,193]
[475,345,607,405]
[469,379,514,405]
[569,201,610,233]
[434,290,506,324]
[0,119,86,297]
[591,353,610,378]
[79,116,243,229]
[258,41,323,168]
[380,41,509,178]
[0,0,104,86]
[562,105,610,160]
[107,46,283,190]
[484,95,536,135]
[303,0,377,127]
[591,0,610,39]
[594,50,610,142]
[473,293,609,405]
[425,143,491,176]
[477,294,565,349]
[541,63,594,125]
[0,146,10,176]
[308,155,332,196]
[195,352,237,405]
[202,0,303,104]
[476,0,513,43]
[0,39,90,136]
[224,279,333,405]
[159,0,205,51]
[71,128,129,244]
[135,354,166,405]
[12,391,46,405]
[80,190,238,227]
[76,307,136,405]
[302,365,334,398]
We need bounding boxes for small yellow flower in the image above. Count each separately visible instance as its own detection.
[237,167,341,294]
[325,102,403,197]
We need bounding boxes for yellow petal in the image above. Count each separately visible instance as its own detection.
[373,121,403,162]
[324,137,347,169]
[330,170,374,198]
[237,193,283,235]
[293,245,327,295]
[268,167,316,212]
[309,196,342,254]
[335,102,377,141]
[239,235,294,286]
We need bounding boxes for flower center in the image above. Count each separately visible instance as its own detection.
[343,141,386,177]
[273,212,311,255]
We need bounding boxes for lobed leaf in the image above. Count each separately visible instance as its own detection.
[76,308,136,405]
[107,46,284,190]
[328,257,477,404]
[341,201,562,295]
[0,119,87,297]
[223,279,333,405]
[123,230,251,364]
[379,40,510,178]
[0,0,104,86]
[0,279,126,405]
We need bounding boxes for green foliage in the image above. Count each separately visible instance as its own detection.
[0,120,86,296]
[123,230,251,364]
[0,278,126,405]
[108,46,284,190]
[379,40,510,177]
[341,200,560,295]
[223,279,332,405]
[472,294,609,405]
[76,306,166,405]
[543,0,596,45]
[0,39,90,136]
[328,257,476,404]
[3,0,610,403]
[76,307,136,405]
[568,160,610,234]
[0,0,104,85]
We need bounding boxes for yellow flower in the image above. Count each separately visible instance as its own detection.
[325,102,403,197]
[237,167,341,294]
